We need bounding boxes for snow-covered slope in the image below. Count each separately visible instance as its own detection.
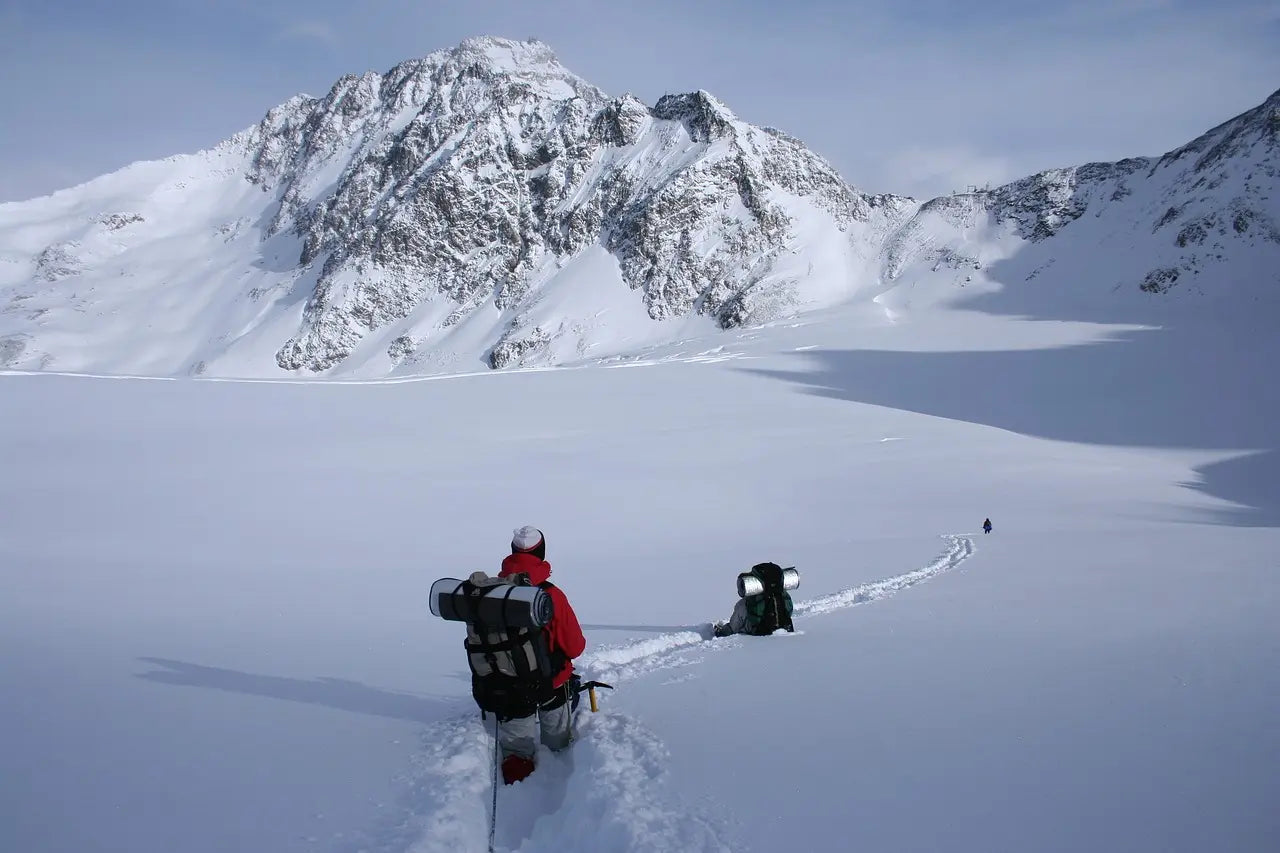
[878,87,1280,321]
[3,295,1278,852]
[3,37,1273,379]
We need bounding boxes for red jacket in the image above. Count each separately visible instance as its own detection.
[499,553,585,688]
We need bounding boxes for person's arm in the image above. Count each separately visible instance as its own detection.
[551,589,586,659]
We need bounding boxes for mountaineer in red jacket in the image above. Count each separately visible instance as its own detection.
[495,525,586,784]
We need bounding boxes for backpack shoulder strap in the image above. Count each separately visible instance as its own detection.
[536,580,569,673]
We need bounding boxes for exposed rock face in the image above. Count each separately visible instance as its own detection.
[0,38,1275,378]
[226,38,904,371]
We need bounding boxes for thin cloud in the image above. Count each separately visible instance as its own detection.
[0,159,92,204]
[881,147,1019,200]
[0,0,1277,202]
[279,19,339,47]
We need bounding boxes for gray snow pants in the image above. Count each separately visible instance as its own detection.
[497,696,573,759]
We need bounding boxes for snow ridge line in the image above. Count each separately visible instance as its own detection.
[580,534,975,684]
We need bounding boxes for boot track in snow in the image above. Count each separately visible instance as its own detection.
[580,533,976,684]
[392,535,975,853]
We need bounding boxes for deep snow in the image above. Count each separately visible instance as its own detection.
[2,289,1278,852]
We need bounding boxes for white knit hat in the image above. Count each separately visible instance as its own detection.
[511,525,544,552]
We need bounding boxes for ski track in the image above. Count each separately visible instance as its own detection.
[580,533,975,685]
[376,535,972,853]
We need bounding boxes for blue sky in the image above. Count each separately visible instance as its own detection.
[1,0,1278,202]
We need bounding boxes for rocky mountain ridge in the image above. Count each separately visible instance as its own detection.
[0,37,1276,377]
[231,38,909,370]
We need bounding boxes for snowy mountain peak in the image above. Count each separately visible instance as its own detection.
[0,41,1277,378]
[448,35,572,76]
[404,35,600,105]
[225,39,889,373]
[652,90,739,141]
[1155,86,1279,175]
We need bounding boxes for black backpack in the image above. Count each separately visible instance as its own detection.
[742,562,795,635]
[455,573,565,720]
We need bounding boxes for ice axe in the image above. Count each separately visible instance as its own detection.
[576,680,614,712]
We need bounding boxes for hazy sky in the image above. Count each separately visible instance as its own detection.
[1,0,1277,202]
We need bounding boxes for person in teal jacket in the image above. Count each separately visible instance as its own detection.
[713,562,795,637]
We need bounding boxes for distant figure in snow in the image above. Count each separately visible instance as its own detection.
[713,562,797,638]
[983,518,992,534]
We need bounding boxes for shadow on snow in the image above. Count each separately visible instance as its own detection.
[136,657,466,722]
[747,325,1279,527]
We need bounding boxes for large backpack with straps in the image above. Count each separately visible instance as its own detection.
[740,562,796,635]
[431,571,565,720]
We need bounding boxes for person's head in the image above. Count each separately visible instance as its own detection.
[511,525,546,561]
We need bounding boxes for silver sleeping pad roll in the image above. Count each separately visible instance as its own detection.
[736,567,800,598]
[429,574,554,629]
